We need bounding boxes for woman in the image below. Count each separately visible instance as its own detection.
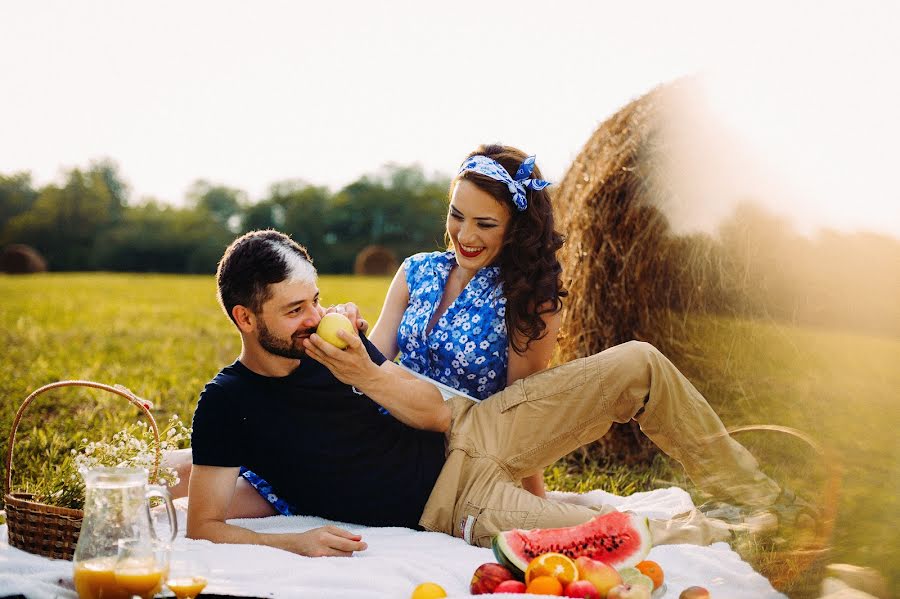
[369,144,567,497]
[167,144,566,511]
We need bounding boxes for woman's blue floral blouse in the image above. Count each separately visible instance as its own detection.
[397,251,508,400]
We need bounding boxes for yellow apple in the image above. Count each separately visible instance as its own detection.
[316,312,355,349]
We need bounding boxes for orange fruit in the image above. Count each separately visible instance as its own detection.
[635,560,664,589]
[410,582,447,599]
[525,575,564,595]
[525,552,579,586]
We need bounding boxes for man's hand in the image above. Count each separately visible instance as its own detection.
[187,465,367,557]
[284,526,367,557]
[325,302,368,334]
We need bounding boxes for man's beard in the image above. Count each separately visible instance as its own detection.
[257,320,314,360]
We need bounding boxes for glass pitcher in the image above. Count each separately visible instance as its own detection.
[72,467,177,599]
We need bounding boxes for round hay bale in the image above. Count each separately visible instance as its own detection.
[0,244,48,274]
[554,79,717,464]
[354,245,399,276]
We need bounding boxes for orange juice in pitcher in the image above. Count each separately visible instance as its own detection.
[71,468,176,599]
[73,557,130,599]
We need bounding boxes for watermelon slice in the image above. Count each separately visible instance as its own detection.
[492,512,652,579]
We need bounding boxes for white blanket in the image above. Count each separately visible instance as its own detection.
[0,488,785,598]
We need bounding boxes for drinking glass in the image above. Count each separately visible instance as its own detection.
[114,538,169,599]
[166,558,210,599]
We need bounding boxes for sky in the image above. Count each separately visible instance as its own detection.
[2,0,898,236]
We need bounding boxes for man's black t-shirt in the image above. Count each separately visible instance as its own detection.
[191,337,447,529]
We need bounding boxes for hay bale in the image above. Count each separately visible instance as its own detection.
[554,79,719,464]
[354,245,399,276]
[0,244,48,274]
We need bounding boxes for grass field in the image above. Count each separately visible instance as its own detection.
[1,273,897,597]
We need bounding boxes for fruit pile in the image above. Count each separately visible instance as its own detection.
[413,556,709,598]
[469,555,669,597]
[411,511,711,597]
[467,555,712,597]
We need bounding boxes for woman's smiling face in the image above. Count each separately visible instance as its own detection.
[446,179,512,270]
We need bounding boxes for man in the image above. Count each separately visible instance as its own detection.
[187,229,803,557]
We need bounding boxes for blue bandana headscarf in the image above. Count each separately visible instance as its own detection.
[457,155,551,211]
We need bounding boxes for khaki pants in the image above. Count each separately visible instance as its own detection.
[418,341,781,548]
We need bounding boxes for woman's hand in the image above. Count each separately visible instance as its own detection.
[303,327,376,386]
[304,330,449,432]
[326,302,368,334]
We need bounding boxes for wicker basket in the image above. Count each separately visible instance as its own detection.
[3,380,161,560]
[726,424,842,598]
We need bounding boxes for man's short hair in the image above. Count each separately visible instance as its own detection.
[216,230,316,325]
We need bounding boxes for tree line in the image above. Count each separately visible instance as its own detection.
[665,203,900,338]
[0,160,451,273]
[2,159,897,337]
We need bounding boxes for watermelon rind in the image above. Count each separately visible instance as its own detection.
[491,512,653,576]
[491,534,527,580]
[616,514,652,568]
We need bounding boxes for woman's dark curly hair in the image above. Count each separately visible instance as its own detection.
[453,144,567,354]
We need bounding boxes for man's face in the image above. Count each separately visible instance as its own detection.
[254,278,324,359]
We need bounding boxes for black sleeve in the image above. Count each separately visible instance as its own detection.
[361,334,387,366]
[190,381,243,467]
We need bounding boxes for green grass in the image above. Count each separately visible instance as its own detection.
[1,273,897,596]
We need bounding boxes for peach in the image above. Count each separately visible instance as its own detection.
[679,586,711,599]
[575,557,622,597]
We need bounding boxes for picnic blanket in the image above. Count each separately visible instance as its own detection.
[0,487,786,598]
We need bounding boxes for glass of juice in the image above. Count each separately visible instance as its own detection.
[166,559,209,599]
[114,538,169,599]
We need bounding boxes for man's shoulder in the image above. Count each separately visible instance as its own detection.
[200,361,254,404]
[211,360,248,384]
[192,362,250,466]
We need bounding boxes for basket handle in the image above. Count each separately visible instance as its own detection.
[4,380,162,495]
[725,423,842,526]
[725,424,843,590]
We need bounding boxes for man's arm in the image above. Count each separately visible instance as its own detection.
[186,465,368,557]
[303,331,450,433]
